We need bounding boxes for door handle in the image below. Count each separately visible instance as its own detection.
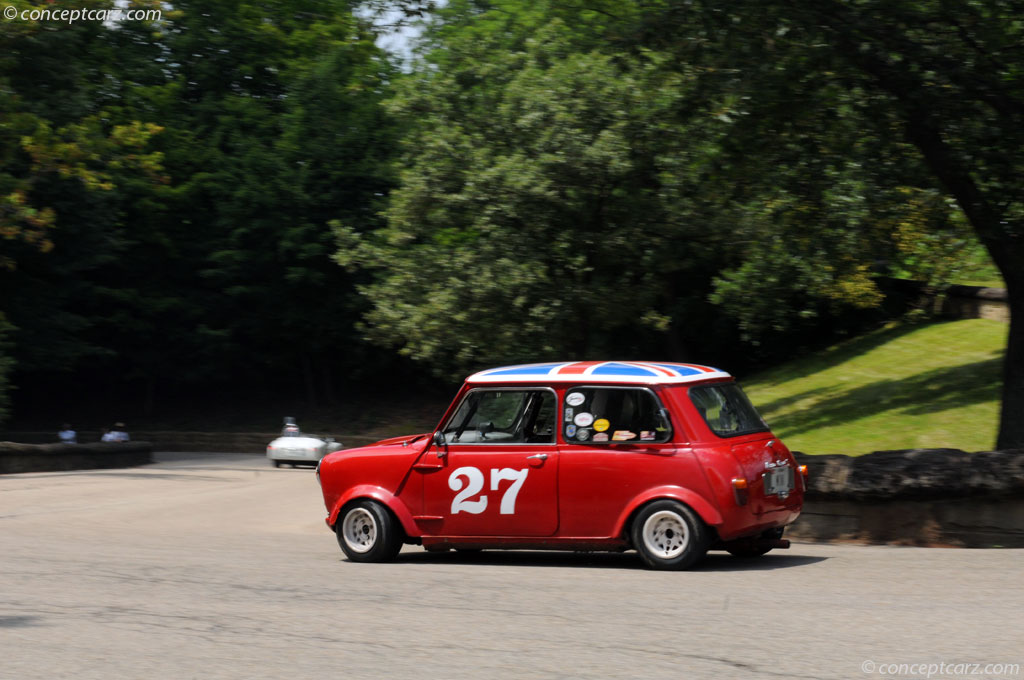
[526,453,548,467]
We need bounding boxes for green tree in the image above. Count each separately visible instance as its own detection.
[337,17,750,375]
[2,0,400,418]
[0,2,166,420]
[157,0,398,405]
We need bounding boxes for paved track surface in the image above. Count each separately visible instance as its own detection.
[1,453,1022,680]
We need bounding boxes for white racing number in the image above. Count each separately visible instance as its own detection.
[449,466,529,515]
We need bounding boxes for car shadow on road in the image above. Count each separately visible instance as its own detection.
[697,552,829,572]
[390,549,828,571]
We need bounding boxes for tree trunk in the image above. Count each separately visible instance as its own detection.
[996,271,1024,450]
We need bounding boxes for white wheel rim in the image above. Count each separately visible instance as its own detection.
[642,510,689,559]
[342,508,377,554]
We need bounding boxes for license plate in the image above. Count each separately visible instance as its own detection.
[763,466,794,496]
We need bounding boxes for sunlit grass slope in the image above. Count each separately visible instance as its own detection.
[741,319,1007,455]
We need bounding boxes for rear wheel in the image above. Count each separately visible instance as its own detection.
[631,500,709,570]
[271,459,280,468]
[336,500,403,563]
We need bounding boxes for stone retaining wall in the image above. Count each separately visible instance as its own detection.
[880,277,1009,322]
[789,449,1024,547]
[0,441,153,474]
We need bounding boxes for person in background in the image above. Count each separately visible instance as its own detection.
[58,423,77,444]
[110,422,130,442]
[282,416,300,436]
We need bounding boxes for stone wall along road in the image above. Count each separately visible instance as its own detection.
[1,453,1022,680]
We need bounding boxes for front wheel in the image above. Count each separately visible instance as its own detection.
[631,500,709,570]
[336,500,403,563]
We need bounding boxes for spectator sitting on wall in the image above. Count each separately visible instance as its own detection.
[110,422,130,442]
[102,423,130,442]
[58,423,77,444]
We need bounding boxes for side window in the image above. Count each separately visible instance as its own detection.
[562,387,671,444]
[442,389,556,444]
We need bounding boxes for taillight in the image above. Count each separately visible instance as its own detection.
[731,478,749,506]
[798,465,808,490]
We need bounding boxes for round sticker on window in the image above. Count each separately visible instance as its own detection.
[565,392,585,407]
[566,424,577,438]
[576,428,591,442]
[573,412,594,427]
[593,418,610,432]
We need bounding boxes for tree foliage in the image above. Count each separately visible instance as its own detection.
[0,0,399,420]
[338,20,748,375]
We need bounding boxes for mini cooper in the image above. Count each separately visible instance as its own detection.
[317,361,805,570]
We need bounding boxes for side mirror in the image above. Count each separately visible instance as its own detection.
[432,430,448,458]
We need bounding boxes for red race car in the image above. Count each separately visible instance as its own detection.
[317,361,805,570]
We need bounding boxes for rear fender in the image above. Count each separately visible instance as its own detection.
[613,486,724,537]
[328,485,420,538]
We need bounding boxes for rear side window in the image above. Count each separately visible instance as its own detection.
[562,387,671,444]
[689,383,768,438]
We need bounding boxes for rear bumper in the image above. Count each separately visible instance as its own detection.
[715,506,802,542]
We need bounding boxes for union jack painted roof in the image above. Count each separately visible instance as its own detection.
[467,361,732,385]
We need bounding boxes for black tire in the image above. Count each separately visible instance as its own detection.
[335,500,403,563]
[631,500,709,570]
[271,459,281,468]
[727,527,783,558]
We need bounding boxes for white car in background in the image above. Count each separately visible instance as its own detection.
[267,418,343,468]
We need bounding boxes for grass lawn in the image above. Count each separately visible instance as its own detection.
[741,318,1007,455]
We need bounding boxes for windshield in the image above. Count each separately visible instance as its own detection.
[689,383,769,438]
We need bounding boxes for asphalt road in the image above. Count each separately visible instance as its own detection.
[1,453,1022,680]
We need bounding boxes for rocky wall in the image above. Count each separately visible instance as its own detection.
[788,449,1024,547]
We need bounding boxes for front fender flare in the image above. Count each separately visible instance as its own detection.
[613,486,724,537]
[328,485,420,538]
